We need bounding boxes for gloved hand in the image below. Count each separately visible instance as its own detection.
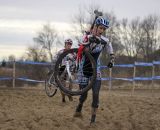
[89,36,100,44]
[107,54,115,68]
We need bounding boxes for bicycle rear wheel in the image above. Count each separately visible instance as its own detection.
[54,48,97,96]
[45,70,57,97]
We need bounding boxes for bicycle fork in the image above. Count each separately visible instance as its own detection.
[65,61,72,80]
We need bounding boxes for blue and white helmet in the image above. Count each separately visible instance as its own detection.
[95,17,109,28]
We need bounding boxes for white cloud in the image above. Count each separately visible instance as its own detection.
[0,45,27,60]
[0,19,74,34]
[1,0,160,60]
[0,19,80,60]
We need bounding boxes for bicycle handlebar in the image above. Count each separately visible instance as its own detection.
[94,10,103,17]
[90,10,103,31]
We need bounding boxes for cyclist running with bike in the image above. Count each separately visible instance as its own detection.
[53,38,74,102]
[74,16,115,124]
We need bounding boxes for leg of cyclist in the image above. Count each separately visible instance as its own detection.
[90,79,101,124]
[61,91,66,102]
[60,72,73,102]
[59,65,69,103]
[74,84,88,117]
[74,57,91,117]
[68,83,73,101]
[61,78,66,102]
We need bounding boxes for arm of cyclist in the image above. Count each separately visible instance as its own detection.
[105,41,115,68]
[53,50,64,62]
[51,49,64,70]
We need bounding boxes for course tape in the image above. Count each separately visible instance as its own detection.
[101,76,160,81]
[16,77,45,83]
[134,77,153,81]
[99,66,108,69]
[100,77,110,81]
[16,61,51,66]
[1,61,160,82]
[153,61,160,65]
[112,77,133,81]
[0,76,160,82]
[2,60,160,67]
[154,76,160,80]
[0,77,12,80]
[114,64,134,68]
[135,62,153,66]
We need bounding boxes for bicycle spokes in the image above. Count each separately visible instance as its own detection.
[45,71,58,97]
[54,48,97,96]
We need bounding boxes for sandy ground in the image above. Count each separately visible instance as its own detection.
[0,86,160,130]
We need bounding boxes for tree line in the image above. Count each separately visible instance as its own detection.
[2,6,160,64]
[1,5,160,87]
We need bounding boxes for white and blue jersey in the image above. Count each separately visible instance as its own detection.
[81,34,113,55]
[53,49,75,66]
[78,34,114,84]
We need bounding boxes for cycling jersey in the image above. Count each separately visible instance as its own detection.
[53,49,75,66]
[53,49,65,64]
[81,34,113,57]
[78,33,114,81]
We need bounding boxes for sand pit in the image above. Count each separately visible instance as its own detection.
[0,87,160,130]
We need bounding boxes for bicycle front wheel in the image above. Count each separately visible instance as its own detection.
[54,48,97,96]
[45,70,57,97]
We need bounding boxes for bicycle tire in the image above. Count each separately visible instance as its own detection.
[54,48,97,96]
[45,71,57,97]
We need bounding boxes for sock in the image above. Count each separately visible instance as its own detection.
[90,114,96,123]
[76,103,83,112]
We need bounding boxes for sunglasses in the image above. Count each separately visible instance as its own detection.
[99,26,106,31]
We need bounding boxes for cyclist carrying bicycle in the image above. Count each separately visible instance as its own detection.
[53,38,74,102]
[74,16,115,124]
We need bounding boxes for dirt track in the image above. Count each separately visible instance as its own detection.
[0,87,160,130]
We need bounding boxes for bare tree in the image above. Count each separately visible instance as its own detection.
[120,14,160,61]
[71,6,87,42]
[8,55,16,62]
[123,17,145,59]
[103,11,124,55]
[71,4,100,43]
[33,24,58,61]
[120,18,134,57]
[120,17,144,59]
[140,14,160,61]
[25,45,48,62]
[129,17,142,57]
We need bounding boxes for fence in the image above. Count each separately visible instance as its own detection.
[0,61,160,94]
[100,61,160,95]
[0,61,51,88]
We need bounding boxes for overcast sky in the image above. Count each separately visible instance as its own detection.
[0,0,160,60]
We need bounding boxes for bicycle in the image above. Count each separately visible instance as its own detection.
[45,69,58,97]
[45,10,103,96]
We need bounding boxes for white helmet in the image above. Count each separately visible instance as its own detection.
[65,38,73,45]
